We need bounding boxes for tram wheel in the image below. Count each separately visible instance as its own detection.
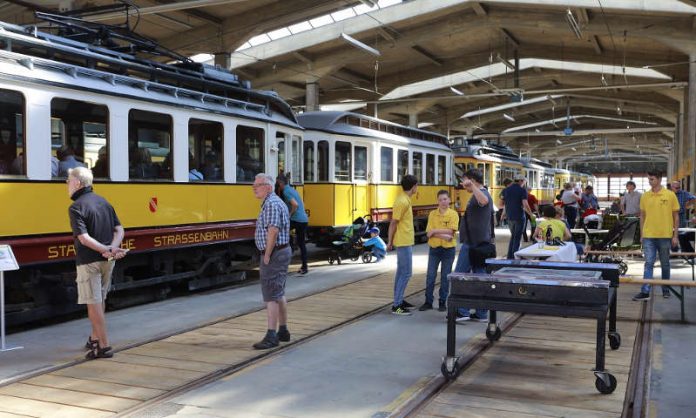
[618,262,628,276]
[595,373,617,394]
[362,252,373,263]
[485,326,502,341]
[608,332,621,350]
[441,362,459,380]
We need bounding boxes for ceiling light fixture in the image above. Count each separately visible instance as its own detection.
[496,53,515,71]
[503,113,515,122]
[565,9,583,39]
[556,139,563,145]
[340,33,380,56]
[450,86,465,96]
[571,147,577,151]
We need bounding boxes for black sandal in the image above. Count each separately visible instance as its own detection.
[85,340,113,359]
[84,336,96,350]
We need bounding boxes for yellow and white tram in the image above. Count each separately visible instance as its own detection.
[298,111,453,245]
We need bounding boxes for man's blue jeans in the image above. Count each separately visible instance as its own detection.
[506,219,524,259]
[425,246,456,305]
[453,242,487,318]
[393,246,413,307]
[642,238,672,295]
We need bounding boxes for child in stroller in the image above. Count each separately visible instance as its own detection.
[363,227,387,262]
[328,216,375,265]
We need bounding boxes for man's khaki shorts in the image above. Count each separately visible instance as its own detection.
[76,260,115,305]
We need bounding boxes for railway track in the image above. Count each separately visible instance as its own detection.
[392,287,652,418]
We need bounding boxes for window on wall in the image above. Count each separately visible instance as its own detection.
[438,156,446,184]
[317,140,329,181]
[236,125,265,182]
[51,98,108,179]
[128,109,171,180]
[426,154,434,185]
[276,132,286,178]
[381,146,393,182]
[0,89,25,177]
[335,141,351,181]
[303,141,314,182]
[188,119,223,182]
[291,135,301,183]
[397,149,408,182]
[413,152,423,183]
[354,145,367,181]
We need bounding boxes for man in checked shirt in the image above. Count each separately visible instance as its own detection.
[252,173,292,349]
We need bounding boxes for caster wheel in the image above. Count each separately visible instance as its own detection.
[441,361,459,380]
[328,256,335,265]
[619,262,628,276]
[362,252,373,263]
[595,374,617,394]
[485,327,502,341]
[608,332,621,350]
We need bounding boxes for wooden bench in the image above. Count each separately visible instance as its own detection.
[619,277,696,322]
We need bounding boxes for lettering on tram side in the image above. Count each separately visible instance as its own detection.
[48,238,137,259]
[153,229,231,248]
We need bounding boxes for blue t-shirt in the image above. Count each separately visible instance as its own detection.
[364,236,386,251]
[502,183,528,221]
[283,185,308,223]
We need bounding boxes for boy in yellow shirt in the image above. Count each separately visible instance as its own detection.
[633,171,680,301]
[387,174,419,315]
[419,190,459,312]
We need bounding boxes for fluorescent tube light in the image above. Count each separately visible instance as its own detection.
[340,33,380,56]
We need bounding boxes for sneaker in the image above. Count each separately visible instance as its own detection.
[470,313,489,322]
[298,268,308,275]
[253,336,279,350]
[437,304,447,312]
[277,329,291,342]
[418,303,433,311]
[401,300,414,308]
[663,292,671,299]
[455,314,470,323]
[391,306,412,316]
[632,292,651,301]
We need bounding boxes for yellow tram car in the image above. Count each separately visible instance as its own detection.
[297,112,453,245]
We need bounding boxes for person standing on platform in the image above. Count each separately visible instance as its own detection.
[276,174,309,275]
[252,173,292,349]
[621,181,642,217]
[522,186,539,242]
[453,168,494,322]
[671,181,696,255]
[501,174,533,259]
[560,183,581,228]
[67,167,126,360]
[633,171,680,301]
[387,174,418,316]
[419,190,459,312]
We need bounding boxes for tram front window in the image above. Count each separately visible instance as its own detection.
[425,153,434,185]
[413,152,423,184]
[354,146,367,181]
[189,119,223,182]
[304,141,314,182]
[397,149,408,182]
[438,156,446,184]
[128,109,172,180]
[381,146,393,183]
[0,89,25,177]
[236,125,265,183]
[335,141,351,182]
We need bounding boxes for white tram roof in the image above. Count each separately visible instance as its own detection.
[297,111,450,151]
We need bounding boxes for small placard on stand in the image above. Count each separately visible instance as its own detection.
[0,245,22,352]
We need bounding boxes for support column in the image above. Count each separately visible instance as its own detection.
[688,53,696,192]
[305,82,319,112]
[214,52,231,69]
[408,111,418,128]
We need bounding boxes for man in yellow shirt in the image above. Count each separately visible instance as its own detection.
[633,171,680,301]
[419,190,459,312]
[387,174,418,315]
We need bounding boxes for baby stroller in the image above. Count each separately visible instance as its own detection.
[584,218,640,275]
[328,215,374,265]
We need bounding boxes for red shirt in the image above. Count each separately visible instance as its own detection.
[527,193,538,211]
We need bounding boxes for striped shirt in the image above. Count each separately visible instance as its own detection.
[674,189,696,227]
[255,192,290,251]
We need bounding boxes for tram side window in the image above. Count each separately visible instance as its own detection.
[189,119,223,182]
[51,98,108,179]
[425,154,434,185]
[276,132,286,178]
[355,146,367,181]
[317,140,329,181]
[335,141,351,182]
[291,136,301,183]
[413,152,423,183]
[438,156,446,184]
[397,150,408,182]
[381,146,393,182]
[0,90,25,177]
[128,110,172,180]
[236,125,265,182]
[303,141,315,182]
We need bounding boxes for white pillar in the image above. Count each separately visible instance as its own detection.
[305,82,319,112]
[214,52,231,69]
[408,111,418,128]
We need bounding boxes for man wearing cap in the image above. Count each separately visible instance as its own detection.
[419,190,459,312]
[501,174,533,259]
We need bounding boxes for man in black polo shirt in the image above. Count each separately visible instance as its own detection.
[67,167,126,359]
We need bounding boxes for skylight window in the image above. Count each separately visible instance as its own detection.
[378,0,402,7]
[353,4,378,15]
[309,15,334,28]
[288,21,313,34]
[332,8,356,22]
[267,27,292,40]
[248,34,271,47]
